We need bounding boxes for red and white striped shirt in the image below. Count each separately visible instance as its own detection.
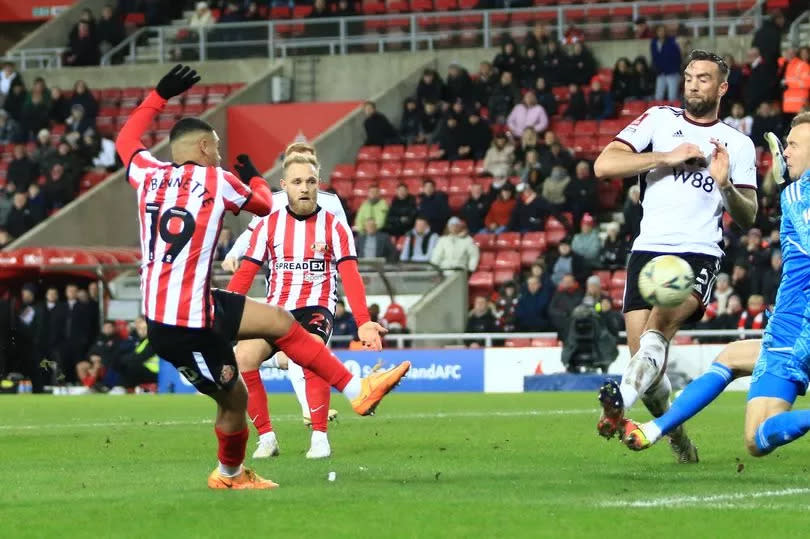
[128,150,252,328]
[242,204,356,312]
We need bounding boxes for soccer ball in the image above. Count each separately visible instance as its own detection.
[637,255,695,308]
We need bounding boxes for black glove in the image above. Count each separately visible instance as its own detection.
[233,154,261,184]
[155,64,201,100]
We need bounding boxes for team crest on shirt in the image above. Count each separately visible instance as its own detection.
[220,365,235,385]
[311,242,330,254]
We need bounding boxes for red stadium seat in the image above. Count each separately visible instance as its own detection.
[473,233,497,251]
[468,271,494,297]
[494,269,517,286]
[505,338,532,347]
[378,161,403,178]
[404,177,423,194]
[378,178,400,196]
[574,120,598,136]
[433,177,449,192]
[357,145,382,162]
[355,162,379,179]
[435,0,458,10]
[428,144,442,159]
[544,216,567,246]
[478,251,496,271]
[402,160,426,177]
[597,180,621,210]
[551,120,574,137]
[449,159,474,175]
[495,232,520,250]
[520,249,542,268]
[351,179,374,197]
[330,163,355,179]
[494,250,520,271]
[183,102,206,116]
[331,179,352,199]
[610,269,627,291]
[381,144,405,161]
[551,86,569,103]
[449,193,466,212]
[474,159,485,175]
[531,337,559,347]
[426,160,450,177]
[448,175,472,194]
[609,288,624,309]
[404,144,428,160]
[598,119,626,136]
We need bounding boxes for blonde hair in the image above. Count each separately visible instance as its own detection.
[284,142,315,157]
[791,111,810,129]
[282,151,320,177]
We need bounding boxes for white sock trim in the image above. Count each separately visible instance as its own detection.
[218,462,242,477]
[342,376,362,401]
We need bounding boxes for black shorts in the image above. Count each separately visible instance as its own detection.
[623,251,721,324]
[146,289,245,395]
[267,305,334,356]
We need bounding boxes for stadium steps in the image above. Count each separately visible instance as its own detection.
[292,56,320,102]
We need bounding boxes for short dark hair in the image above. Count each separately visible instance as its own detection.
[423,178,435,186]
[686,49,729,80]
[169,117,214,142]
[791,111,810,129]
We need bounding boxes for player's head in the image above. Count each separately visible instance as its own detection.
[784,112,810,180]
[284,141,315,157]
[683,50,729,118]
[169,117,220,167]
[281,151,320,215]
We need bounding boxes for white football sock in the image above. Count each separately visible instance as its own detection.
[342,376,362,401]
[620,330,669,410]
[259,431,277,443]
[265,354,281,369]
[311,430,328,444]
[287,359,309,416]
[218,462,242,477]
[642,421,663,443]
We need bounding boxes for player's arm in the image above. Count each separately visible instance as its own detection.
[710,138,758,229]
[226,219,267,294]
[231,154,273,216]
[222,227,253,272]
[337,259,386,351]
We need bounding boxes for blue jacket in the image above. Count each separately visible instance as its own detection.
[650,37,681,75]
[514,282,553,331]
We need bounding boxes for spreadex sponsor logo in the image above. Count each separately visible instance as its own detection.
[343,360,462,380]
[274,260,325,272]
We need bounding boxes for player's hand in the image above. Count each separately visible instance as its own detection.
[233,154,261,184]
[357,321,387,351]
[663,142,706,168]
[155,64,200,100]
[708,137,730,188]
[221,257,239,273]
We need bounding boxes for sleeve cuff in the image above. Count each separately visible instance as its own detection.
[337,255,358,265]
[613,137,639,153]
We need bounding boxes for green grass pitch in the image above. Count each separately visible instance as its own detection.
[3,392,810,538]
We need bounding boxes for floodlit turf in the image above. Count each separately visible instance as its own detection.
[3,392,810,538]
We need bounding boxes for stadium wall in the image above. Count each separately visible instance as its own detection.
[158,344,749,394]
[408,270,468,336]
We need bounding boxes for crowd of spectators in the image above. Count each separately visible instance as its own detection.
[0,65,118,246]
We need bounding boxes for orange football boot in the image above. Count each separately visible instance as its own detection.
[351,361,411,416]
[207,467,279,490]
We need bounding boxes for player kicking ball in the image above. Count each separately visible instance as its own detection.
[226,148,385,460]
[117,65,410,489]
[625,115,810,456]
[593,50,759,462]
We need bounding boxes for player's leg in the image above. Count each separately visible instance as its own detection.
[626,339,761,449]
[235,338,280,459]
[236,293,409,415]
[284,354,311,418]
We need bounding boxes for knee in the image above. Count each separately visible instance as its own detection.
[220,379,248,411]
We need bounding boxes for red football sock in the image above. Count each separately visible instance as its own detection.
[242,369,273,435]
[304,368,331,432]
[275,322,353,391]
[215,427,249,467]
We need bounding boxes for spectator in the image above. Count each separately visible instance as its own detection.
[7,144,38,193]
[5,191,34,238]
[514,127,541,167]
[759,249,782,306]
[44,163,74,211]
[731,259,752,306]
[723,101,753,136]
[485,175,514,205]
[711,294,744,330]
[723,54,745,108]
[783,46,810,118]
[750,101,785,149]
[111,316,158,391]
[650,25,681,101]
[0,188,10,225]
[509,183,547,233]
[493,40,520,76]
[3,80,26,123]
[533,77,557,117]
[334,0,357,18]
[385,183,418,237]
[61,283,95,383]
[459,110,491,160]
[466,295,498,334]
[629,56,655,100]
[518,149,542,184]
[484,187,516,234]
[48,87,71,125]
[215,227,234,261]
[519,46,542,90]
[461,183,489,234]
[399,216,438,263]
[332,300,357,347]
[525,22,552,52]
[564,42,596,86]
[399,97,421,143]
[75,319,121,389]
[599,298,625,336]
[506,90,549,138]
[752,10,786,64]
[565,160,599,223]
[538,132,574,177]
[435,115,462,161]
[564,83,587,121]
[190,1,216,27]
[738,294,768,330]
[353,184,388,231]
[70,80,98,121]
[742,228,770,288]
[66,104,94,135]
[85,129,117,170]
[549,273,584,336]
[26,183,46,224]
[541,165,571,212]
[0,227,10,248]
[600,222,627,270]
[623,185,642,242]
[219,1,244,22]
[633,17,653,39]
[21,78,50,139]
[418,179,451,234]
[541,40,566,86]
[417,68,444,106]
[586,80,613,120]
[363,101,398,147]
[29,128,51,166]
[430,217,479,272]
[582,274,607,308]
[419,100,442,142]
[494,281,519,332]
[744,47,778,114]
[0,111,22,145]
[611,57,634,104]
[708,272,736,316]
[65,21,100,66]
[96,4,125,57]
[515,275,552,331]
[488,71,521,124]
[571,213,601,269]
[549,238,587,286]
[355,218,397,262]
[482,133,514,178]
[0,62,22,100]
[472,61,497,109]
[444,62,473,106]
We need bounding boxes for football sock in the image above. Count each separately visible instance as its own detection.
[651,362,732,439]
[265,354,281,369]
[243,370,272,436]
[275,322,354,391]
[620,330,668,409]
[311,429,328,446]
[304,368,331,432]
[754,410,810,455]
[215,427,248,474]
[288,359,310,416]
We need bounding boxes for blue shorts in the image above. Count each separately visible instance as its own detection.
[749,311,810,399]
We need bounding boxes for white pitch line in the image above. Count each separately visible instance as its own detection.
[0,408,599,433]
[601,488,810,508]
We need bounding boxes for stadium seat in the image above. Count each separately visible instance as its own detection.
[357,145,382,162]
[449,193,466,212]
[404,144,428,160]
[473,233,497,251]
[520,249,542,268]
[494,269,516,286]
[598,119,626,136]
[610,269,627,291]
[673,335,695,345]
[474,159,485,175]
[402,160,427,177]
[378,161,403,178]
[520,231,546,252]
[330,163,355,179]
[544,216,567,246]
[403,177,423,194]
[478,250,496,271]
[595,270,612,290]
[620,100,647,117]
[597,180,620,210]
[355,162,379,179]
[450,159,474,175]
[505,338,532,347]
[531,337,559,347]
[448,175,473,194]
[552,120,574,137]
[574,120,598,136]
[352,179,374,197]
[183,102,206,115]
[426,160,450,177]
[551,86,569,103]
[494,251,520,271]
[495,232,520,250]
[609,288,624,309]
[331,179,352,199]
[381,144,405,161]
[378,178,399,196]
[468,271,494,297]
[433,177,449,192]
